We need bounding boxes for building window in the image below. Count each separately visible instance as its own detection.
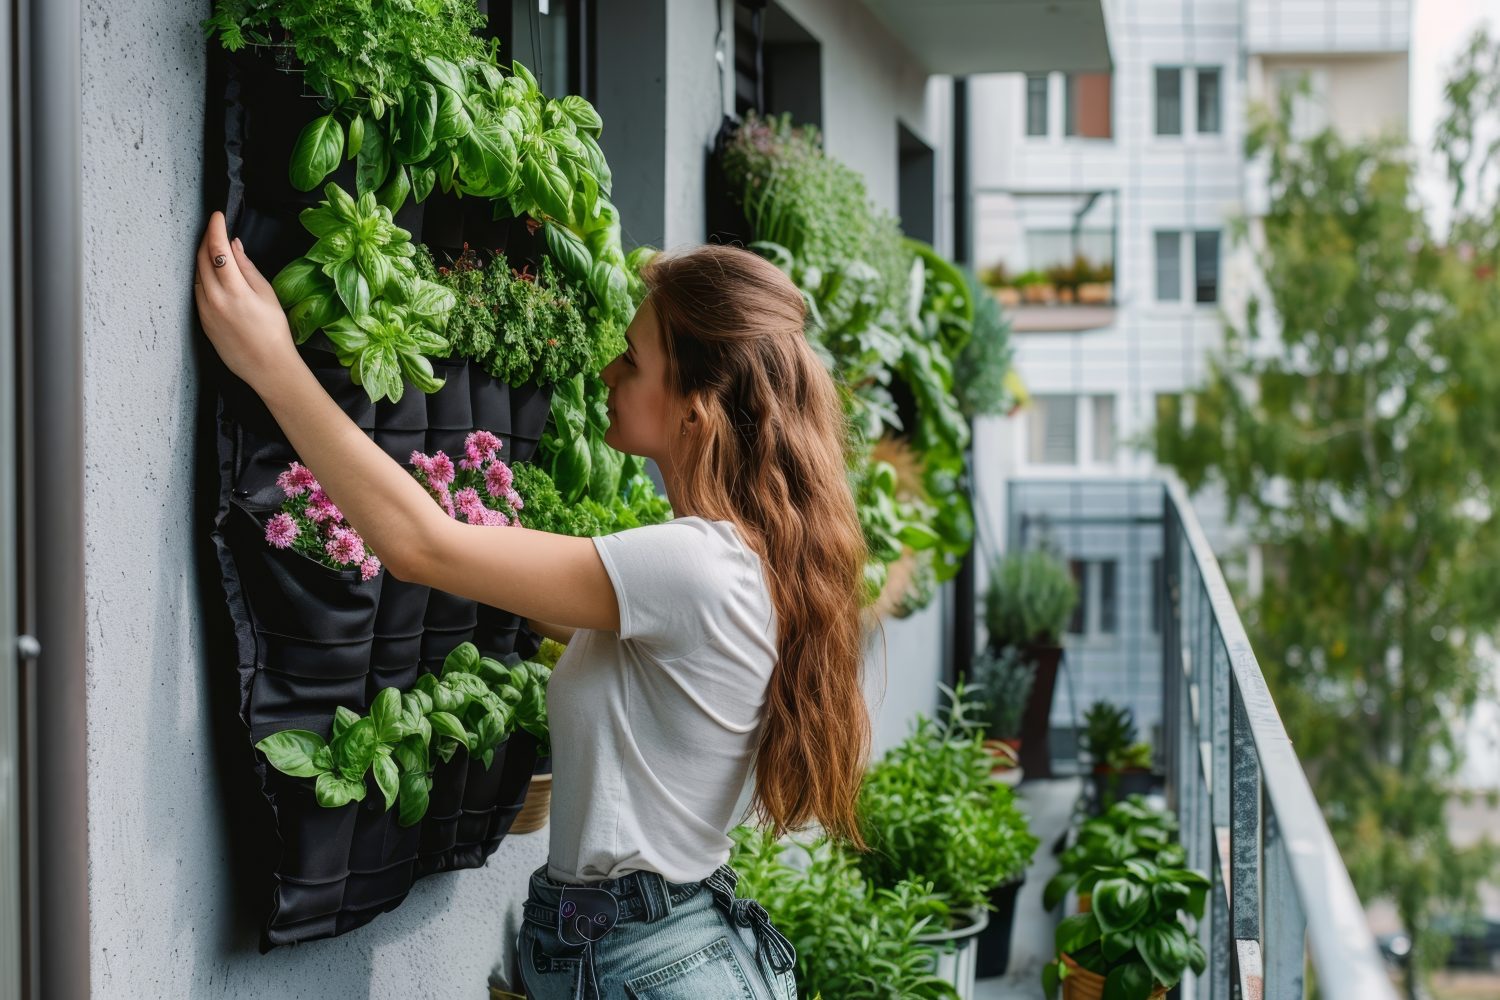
[1155,67,1182,136]
[1029,395,1079,465]
[1195,230,1220,303]
[1026,74,1049,136]
[1155,230,1182,301]
[1065,73,1112,138]
[1068,559,1087,635]
[1196,68,1221,134]
[1092,395,1116,463]
[1098,560,1118,635]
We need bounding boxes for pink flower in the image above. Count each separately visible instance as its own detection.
[265,512,299,549]
[306,491,344,525]
[435,486,456,519]
[485,460,513,497]
[276,462,318,498]
[409,450,433,475]
[461,430,502,470]
[427,451,456,489]
[505,489,523,511]
[324,526,366,565]
[360,555,382,581]
[453,487,485,523]
[481,507,509,527]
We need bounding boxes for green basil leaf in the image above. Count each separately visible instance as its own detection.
[1054,913,1102,955]
[429,711,468,745]
[434,85,473,142]
[557,94,603,137]
[332,716,379,781]
[393,732,428,774]
[332,705,360,739]
[1100,928,1136,962]
[345,113,364,160]
[396,771,431,827]
[314,771,367,808]
[457,111,518,197]
[324,182,359,222]
[377,164,411,215]
[323,316,370,355]
[370,686,403,742]
[394,82,439,164]
[422,56,466,94]
[298,205,344,239]
[481,749,495,770]
[355,116,390,197]
[399,350,445,394]
[289,115,343,192]
[255,730,328,778]
[1135,924,1190,989]
[406,280,457,324]
[510,59,540,95]
[519,152,572,222]
[331,258,372,317]
[443,642,482,676]
[305,232,354,267]
[288,292,342,344]
[479,658,510,687]
[372,754,399,811]
[545,222,591,283]
[355,243,395,298]
[1093,878,1151,935]
[411,165,437,203]
[272,259,325,307]
[1101,960,1154,1000]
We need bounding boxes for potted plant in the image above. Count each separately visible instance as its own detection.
[1046,261,1079,304]
[1043,797,1185,914]
[1015,268,1056,304]
[1081,702,1157,810]
[981,261,1021,308]
[984,548,1079,779]
[1075,255,1114,305]
[1042,858,1210,1000]
[857,686,1040,996]
[731,827,959,1000]
[970,645,1034,783]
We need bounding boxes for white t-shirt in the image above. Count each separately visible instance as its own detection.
[545,515,779,884]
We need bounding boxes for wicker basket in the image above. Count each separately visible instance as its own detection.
[1060,955,1165,1000]
[510,772,552,834]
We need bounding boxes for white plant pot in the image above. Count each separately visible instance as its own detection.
[916,906,990,1000]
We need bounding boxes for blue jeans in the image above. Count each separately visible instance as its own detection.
[516,863,799,1000]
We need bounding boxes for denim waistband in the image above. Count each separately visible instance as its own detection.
[522,864,723,926]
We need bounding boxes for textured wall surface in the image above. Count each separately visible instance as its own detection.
[81,3,546,996]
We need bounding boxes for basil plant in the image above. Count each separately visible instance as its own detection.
[272,182,456,403]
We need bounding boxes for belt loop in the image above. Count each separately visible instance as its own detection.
[636,871,674,922]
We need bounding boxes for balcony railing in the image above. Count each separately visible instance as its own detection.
[1005,478,1396,999]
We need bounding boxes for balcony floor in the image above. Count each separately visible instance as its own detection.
[978,777,1083,1000]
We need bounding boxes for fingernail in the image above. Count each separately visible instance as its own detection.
[233,237,242,249]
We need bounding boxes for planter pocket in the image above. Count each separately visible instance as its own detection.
[506,381,553,466]
[425,358,473,457]
[367,575,431,701]
[372,380,429,465]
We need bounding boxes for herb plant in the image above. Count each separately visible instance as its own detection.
[263,461,382,579]
[1043,798,1186,912]
[955,268,1016,419]
[1042,858,1210,1000]
[984,548,1079,646]
[730,827,959,1000]
[857,685,1039,909]
[256,642,550,824]
[970,646,1035,743]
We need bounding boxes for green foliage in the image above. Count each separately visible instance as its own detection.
[511,461,672,539]
[983,548,1079,646]
[955,268,1016,419]
[256,642,551,824]
[1043,797,1185,912]
[1043,859,1209,1000]
[1155,33,1500,993]
[414,246,593,387]
[273,183,455,403]
[1081,702,1137,768]
[730,827,960,1000]
[969,645,1035,743]
[857,684,1040,909]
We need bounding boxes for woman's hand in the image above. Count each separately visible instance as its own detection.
[194,211,300,391]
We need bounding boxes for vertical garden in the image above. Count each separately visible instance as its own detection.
[200,0,1020,969]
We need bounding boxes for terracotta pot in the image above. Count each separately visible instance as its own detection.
[1021,283,1057,305]
[994,286,1021,308]
[1078,892,1092,913]
[982,738,1021,777]
[509,772,552,834]
[1060,954,1165,1000]
[1077,281,1113,305]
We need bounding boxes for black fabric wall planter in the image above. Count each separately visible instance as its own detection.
[212,44,558,950]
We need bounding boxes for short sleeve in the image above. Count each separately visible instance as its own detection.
[590,518,733,660]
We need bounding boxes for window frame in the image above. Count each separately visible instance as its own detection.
[1154,66,1182,136]
[1025,72,1049,138]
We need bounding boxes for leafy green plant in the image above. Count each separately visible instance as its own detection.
[272,183,455,402]
[1043,797,1186,911]
[510,461,672,539]
[255,642,550,825]
[1082,701,1136,769]
[857,684,1040,909]
[1042,859,1210,1000]
[970,645,1035,743]
[983,548,1079,646]
[414,245,593,387]
[730,827,959,1000]
[955,267,1016,420]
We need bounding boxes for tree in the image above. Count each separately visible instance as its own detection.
[1156,35,1500,997]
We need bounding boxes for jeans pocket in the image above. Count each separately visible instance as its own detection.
[518,920,584,1000]
[624,937,757,1000]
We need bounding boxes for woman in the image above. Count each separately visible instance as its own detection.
[194,212,871,999]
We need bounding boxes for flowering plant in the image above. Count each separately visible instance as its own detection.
[264,462,383,581]
[408,429,525,527]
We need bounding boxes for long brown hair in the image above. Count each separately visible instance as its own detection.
[640,244,870,847]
